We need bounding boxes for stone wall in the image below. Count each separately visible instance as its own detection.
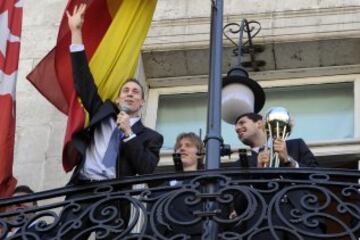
[15,0,68,191]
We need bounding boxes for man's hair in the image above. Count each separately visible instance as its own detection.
[235,112,263,124]
[13,185,34,195]
[120,78,145,99]
[13,185,37,206]
[174,132,204,169]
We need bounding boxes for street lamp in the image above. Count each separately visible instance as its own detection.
[205,16,266,171]
[204,4,266,238]
[222,19,266,125]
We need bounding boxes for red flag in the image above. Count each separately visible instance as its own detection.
[0,0,23,198]
[27,0,114,171]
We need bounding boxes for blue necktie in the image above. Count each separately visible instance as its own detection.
[103,128,123,168]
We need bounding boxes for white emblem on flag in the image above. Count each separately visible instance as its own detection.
[0,10,20,58]
[0,70,17,99]
[15,0,25,8]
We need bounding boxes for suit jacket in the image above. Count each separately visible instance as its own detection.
[69,50,164,182]
[236,138,318,168]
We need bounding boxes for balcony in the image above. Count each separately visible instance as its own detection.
[0,167,359,239]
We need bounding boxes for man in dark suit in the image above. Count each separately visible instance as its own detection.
[57,5,163,239]
[232,113,323,239]
[234,112,318,168]
[67,3,163,184]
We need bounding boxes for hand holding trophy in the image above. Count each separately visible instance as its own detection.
[264,107,293,168]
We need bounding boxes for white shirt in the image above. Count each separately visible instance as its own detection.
[79,117,140,180]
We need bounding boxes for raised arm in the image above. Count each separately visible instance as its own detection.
[66,4,85,45]
[66,4,102,117]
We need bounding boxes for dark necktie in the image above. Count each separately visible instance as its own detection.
[249,146,265,167]
[103,128,123,168]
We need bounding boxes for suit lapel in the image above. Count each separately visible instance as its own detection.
[248,151,258,167]
[131,120,145,135]
[90,101,118,127]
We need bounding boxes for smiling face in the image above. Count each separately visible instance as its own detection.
[176,137,199,171]
[116,80,144,117]
[235,115,264,147]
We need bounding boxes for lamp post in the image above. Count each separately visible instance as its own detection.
[205,14,265,167]
[205,0,224,170]
[204,1,265,236]
[202,1,223,239]
[221,19,265,125]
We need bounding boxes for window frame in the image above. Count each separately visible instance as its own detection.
[144,74,360,165]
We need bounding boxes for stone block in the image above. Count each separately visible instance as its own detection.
[13,162,44,192]
[16,59,35,95]
[45,120,66,159]
[21,25,58,60]
[16,91,61,126]
[14,126,50,165]
[42,157,71,190]
[23,0,65,27]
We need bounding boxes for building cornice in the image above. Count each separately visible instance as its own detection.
[144,6,360,51]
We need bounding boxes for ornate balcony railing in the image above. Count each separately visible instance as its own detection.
[0,168,359,239]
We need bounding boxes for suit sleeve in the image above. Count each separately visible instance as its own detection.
[290,139,318,167]
[70,50,103,117]
[122,131,164,175]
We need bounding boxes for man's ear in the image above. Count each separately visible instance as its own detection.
[256,119,265,130]
[140,99,145,108]
[115,96,121,105]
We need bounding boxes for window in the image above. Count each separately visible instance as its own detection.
[155,82,355,149]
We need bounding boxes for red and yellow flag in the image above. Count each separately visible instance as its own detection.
[27,0,157,171]
[0,0,23,198]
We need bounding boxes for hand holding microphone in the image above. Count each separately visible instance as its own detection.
[116,106,133,138]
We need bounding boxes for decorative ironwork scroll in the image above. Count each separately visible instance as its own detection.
[0,168,359,239]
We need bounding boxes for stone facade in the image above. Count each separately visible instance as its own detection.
[14,0,360,191]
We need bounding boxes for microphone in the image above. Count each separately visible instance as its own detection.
[220,144,250,160]
[120,105,130,114]
[221,144,235,157]
[172,153,183,172]
[117,105,131,134]
[173,152,204,172]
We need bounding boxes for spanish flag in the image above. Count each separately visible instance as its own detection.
[26,0,157,172]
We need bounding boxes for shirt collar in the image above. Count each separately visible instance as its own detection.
[252,144,267,153]
[129,117,140,127]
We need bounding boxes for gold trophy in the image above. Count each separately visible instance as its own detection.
[264,107,293,168]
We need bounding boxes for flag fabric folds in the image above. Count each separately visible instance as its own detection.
[27,0,157,172]
[0,0,23,197]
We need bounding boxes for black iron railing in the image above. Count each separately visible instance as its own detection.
[0,168,359,239]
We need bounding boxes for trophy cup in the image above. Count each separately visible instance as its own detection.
[264,107,293,168]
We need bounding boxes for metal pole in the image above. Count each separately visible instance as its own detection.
[205,0,223,170]
[202,1,223,239]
